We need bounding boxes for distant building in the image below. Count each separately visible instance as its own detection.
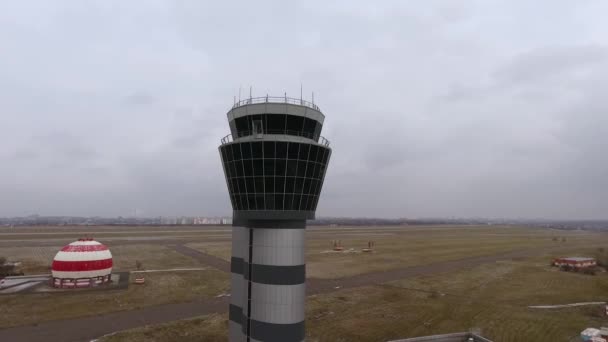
[553,257,597,268]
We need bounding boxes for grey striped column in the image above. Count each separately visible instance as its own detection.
[229,226,247,342]
[241,224,306,342]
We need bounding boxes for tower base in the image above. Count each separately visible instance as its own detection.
[229,219,306,342]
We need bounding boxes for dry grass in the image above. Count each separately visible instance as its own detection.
[101,314,228,342]
[96,234,608,342]
[110,245,203,271]
[306,225,598,278]
[0,246,60,274]
[305,247,608,342]
[187,225,607,279]
[5,224,608,341]
[185,242,232,262]
[0,270,230,329]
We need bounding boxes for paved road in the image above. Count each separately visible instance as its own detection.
[0,247,540,342]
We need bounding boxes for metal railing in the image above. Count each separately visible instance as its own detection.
[232,96,321,111]
[220,132,330,147]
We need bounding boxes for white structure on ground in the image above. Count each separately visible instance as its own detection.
[51,238,113,288]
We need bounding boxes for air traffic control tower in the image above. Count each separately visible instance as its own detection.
[219,95,332,342]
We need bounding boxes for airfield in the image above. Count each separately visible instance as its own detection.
[1,224,608,342]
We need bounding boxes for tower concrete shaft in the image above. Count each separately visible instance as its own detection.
[219,97,331,342]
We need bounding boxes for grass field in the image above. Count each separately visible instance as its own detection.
[0,270,229,329]
[4,224,608,341]
[102,314,228,342]
[187,225,602,279]
[101,250,608,342]
[99,227,608,342]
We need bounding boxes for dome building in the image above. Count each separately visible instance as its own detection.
[51,238,113,288]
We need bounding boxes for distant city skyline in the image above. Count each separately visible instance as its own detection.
[1,2,608,219]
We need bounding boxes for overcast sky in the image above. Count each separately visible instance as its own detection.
[1,1,607,219]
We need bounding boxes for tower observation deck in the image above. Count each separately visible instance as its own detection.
[219,96,332,342]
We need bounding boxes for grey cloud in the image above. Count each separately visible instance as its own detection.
[122,92,157,106]
[1,1,608,219]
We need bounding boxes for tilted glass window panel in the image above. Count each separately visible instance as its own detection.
[276,141,288,159]
[288,142,300,159]
[267,114,286,133]
[235,195,244,210]
[229,194,237,209]
[286,160,298,177]
[296,161,306,177]
[232,144,242,160]
[222,161,231,178]
[303,178,312,195]
[247,195,257,210]
[235,116,249,133]
[263,141,275,159]
[235,160,244,177]
[240,195,248,210]
[251,142,263,158]
[231,195,238,209]
[275,176,285,194]
[299,195,309,211]
[286,115,304,133]
[316,147,326,163]
[265,194,275,210]
[255,194,265,210]
[274,194,284,210]
[263,159,275,176]
[285,177,295,194]
[294,177,304,194]
[245,177,254,195]
[312,162,321,179]
[229,161,236,178]
[220,146,228,162]
[248,114,263,132]
[237,178,246,194]
[284,194,294,210]
[275,159,286,177]
[305,161,315,178]
[309,145,319,163]
[292,194,302,211]
[312,179,321,196]
[252,159,264,176]
[313,122,322,140]
[308,195,317,211]
[307,195,315,211]
[254,177,264,194]
[226,144,234,161]
[241,142,252,159]
[322,149,331,164]
[317,163,326,179]
[303,118,317,138]
[230,178,239,194]
[243,159,253,176]
[298,144,310,160]
[264,176,274,193]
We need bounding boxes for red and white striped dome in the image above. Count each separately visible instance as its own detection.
[51,239,113,279]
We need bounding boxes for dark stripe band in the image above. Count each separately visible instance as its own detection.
[250,319,305,342]
[231,257,244,274]
[229,304,243,325]
[244,264,305,285]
